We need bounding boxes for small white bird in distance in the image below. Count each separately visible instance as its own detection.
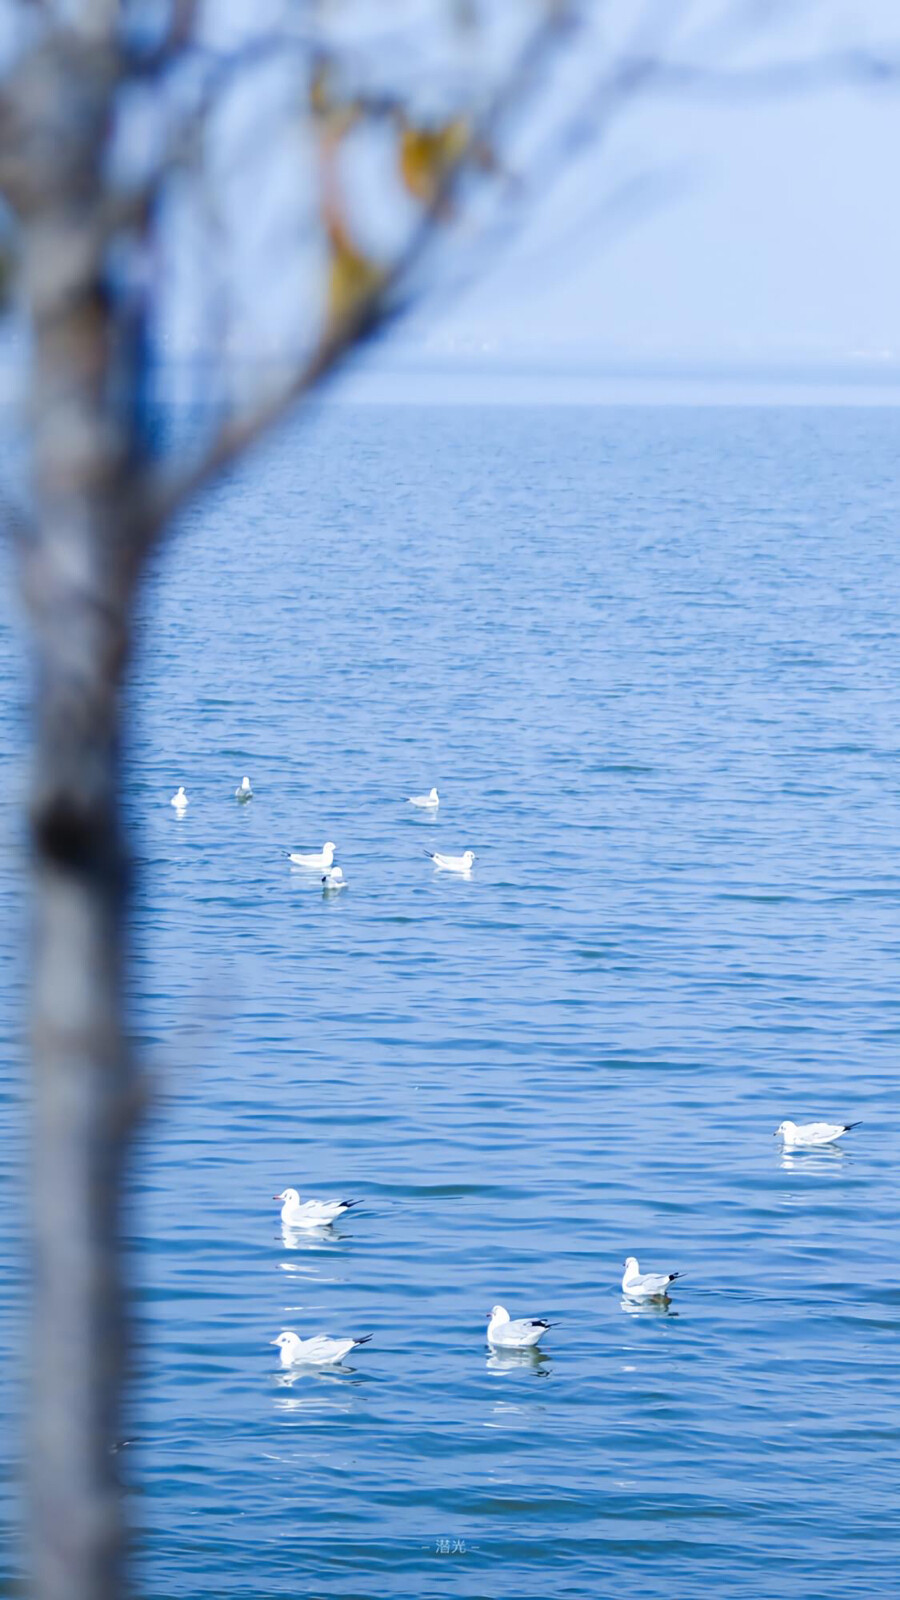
[275,1188,359,1228]
[775,1119,861,1148]
[409,787,440,809]
[622,1257,682,1299]
[426,849,475,873]
[289,841,335,870]
[271,1330,373,1367]
[171,786,188,812]
[486,1305,555,1349]
[322,867,347,891]
[235,775,253,802]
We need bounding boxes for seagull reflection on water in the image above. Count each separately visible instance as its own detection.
[273,1366,365,1414]
[280,1222,344,1252]
[275,1362,365,1389]
[779,1143,847,1176]
[486,1346,552,1377]
[619,1294,678,1318]
[278,1263,345,1282]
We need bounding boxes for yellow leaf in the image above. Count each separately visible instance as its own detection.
[327,222,384,328]
[398,115,470,209]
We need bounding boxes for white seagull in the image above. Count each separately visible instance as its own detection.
[170,786,188,812]
[271,1330,372,1367]
[775,1118,861,1148]
[426,849,475,873]
[409,787,440,809]
[622,1257,681,1299]
[235,775,253,802]
[486,1304,554,1349]
[322,867,347,891]
[275,1187,359,1229]
[289,841,335,870]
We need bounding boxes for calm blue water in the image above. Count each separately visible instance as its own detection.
[3,403,900,1598]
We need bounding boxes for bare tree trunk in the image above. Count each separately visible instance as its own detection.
[26,550,135,1600]
[12,35,143,1600]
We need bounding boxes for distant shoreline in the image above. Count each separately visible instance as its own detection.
[3,346,900,408]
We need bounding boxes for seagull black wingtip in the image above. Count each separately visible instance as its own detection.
[353,1334,374,1346]
[845,1121,862,1131]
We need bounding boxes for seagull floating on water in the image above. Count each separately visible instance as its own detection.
[322,867,347,891]
[486,1304,554,1349]
[235,775,253,802]
[775,1119,861,1148]
[622,1257,681,1299]
[170,786,188,812]
[289,842,335,870]
[409,787,439,809]
[275,1187,359,1229]
[426,849,475,874]
[271,1330,372,1367]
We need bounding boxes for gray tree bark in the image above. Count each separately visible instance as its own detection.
[10,33,145,1600]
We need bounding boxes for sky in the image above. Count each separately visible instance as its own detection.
[383,0,900,381]
[443,87,900,367]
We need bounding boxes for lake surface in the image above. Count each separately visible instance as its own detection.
[2,404,900,1598]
